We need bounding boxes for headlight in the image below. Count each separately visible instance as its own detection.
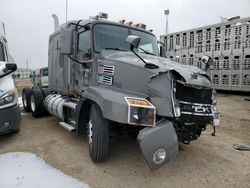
[125,97,156,126]
[0,89,17,109]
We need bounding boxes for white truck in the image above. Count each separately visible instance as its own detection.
[32,67,49,87]
[0,21,20,134]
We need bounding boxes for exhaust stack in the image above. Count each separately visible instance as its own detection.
[52,14,59,31]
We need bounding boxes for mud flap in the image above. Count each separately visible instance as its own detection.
[137,120,178,171]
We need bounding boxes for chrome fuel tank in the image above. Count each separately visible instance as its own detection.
[44,94,69,120]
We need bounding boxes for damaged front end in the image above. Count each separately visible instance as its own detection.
[135,69,219,171]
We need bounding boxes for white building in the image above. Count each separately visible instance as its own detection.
[161,17,250,92]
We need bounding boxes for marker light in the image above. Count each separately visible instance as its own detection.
[99,12,108,19]
[126,21,133,26]
[127,98,152,106]
[119,19,126,24]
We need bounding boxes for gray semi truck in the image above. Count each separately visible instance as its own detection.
[22,13,219,171]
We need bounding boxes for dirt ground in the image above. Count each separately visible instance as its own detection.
[0,94,249,188]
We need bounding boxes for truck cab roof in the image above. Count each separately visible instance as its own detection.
[51,19,156,38]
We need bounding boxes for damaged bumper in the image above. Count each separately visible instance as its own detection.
[137,119,178,171]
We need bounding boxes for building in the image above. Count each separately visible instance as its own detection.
[161,17,250,92]
[14,68,33,80]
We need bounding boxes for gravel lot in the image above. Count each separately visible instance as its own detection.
[0,94,249,188]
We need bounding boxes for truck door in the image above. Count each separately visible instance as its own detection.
[73,30,92,92]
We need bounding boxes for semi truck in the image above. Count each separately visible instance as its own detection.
[0,21,20,134]
[32,67,49,87]
[22,13,220,171]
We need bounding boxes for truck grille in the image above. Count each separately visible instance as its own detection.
[175,81,213,123]
[175,82,212,104]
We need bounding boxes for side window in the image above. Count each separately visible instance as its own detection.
[78,30,91,59]
[43,68,48,76]
[0,42,5,61]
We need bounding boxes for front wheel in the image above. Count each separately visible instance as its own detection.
[88,103,110,162]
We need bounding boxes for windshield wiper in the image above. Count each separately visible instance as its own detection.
[105,47,127,51]
[138,47,156,56]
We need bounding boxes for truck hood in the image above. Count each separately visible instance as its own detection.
[100,50,211,87]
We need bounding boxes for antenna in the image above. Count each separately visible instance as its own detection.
[164,9,170,34]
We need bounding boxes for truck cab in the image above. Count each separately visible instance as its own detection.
[23,14,219,171]
[32,67,48,87]
[0,21,20,134]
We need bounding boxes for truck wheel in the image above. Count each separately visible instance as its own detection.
[30,89,45,117]
[88,104,110,162]
[22,88,32,112]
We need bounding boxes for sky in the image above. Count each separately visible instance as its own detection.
[0,0,249,69]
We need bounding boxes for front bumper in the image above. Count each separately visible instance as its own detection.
[137,120,178,171]
[0,104,21,134]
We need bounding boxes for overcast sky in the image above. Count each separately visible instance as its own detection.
[1,0,249,69]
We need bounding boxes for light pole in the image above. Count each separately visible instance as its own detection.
[164,9,170,34]
[66,0,68,22]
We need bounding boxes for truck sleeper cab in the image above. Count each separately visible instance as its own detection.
[22,14,219,171]
[0,22,20,134]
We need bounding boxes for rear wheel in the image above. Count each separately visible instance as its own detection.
[22,88,32,112]
[88,103,110,162]
[30,89,45,117]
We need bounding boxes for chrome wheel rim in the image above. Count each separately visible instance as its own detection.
[88,119,93,148]
[30,95,35,112]
[23,93,27,108]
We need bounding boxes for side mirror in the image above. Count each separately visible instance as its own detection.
[126,35,141,50]
[157,41,166,57]
[0,63,17,79]
[59,27,73,55]
[5,63,17,72]
[201,55,213,71]
[160,46,166,57]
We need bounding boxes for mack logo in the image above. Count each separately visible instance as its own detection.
[192,105,210,113]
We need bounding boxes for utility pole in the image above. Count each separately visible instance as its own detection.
[164,9,170,34]
[66,0,68,22]
[26,59,29,70]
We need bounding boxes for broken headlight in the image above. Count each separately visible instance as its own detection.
[125,97,156,126]
[0,89,17,109]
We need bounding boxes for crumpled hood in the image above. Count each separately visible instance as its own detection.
[99,50,211,88]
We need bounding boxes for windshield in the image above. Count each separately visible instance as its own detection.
[0,42,5,61]
[93,24,159,56]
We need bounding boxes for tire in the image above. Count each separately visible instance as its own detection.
[30,89,45,117]
[88,103,110,162]
[22,88,32,112]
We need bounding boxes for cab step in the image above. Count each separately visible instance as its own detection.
[59,122,76,132]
